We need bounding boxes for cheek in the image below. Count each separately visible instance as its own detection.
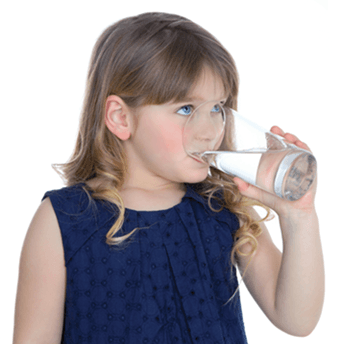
[158,121,183,154]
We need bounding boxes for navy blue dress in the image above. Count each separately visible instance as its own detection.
[43,183,248,343]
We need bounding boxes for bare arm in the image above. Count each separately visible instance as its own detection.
[237,207,324,337]
[13,198,66,344]
[274,209,324,335]
[234,127,324,337]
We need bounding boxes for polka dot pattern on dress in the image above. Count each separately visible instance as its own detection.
[42,183,248,343]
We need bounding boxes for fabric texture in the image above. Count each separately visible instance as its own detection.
[42,183,248,343]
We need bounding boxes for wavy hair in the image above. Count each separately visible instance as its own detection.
[54,12,269,269]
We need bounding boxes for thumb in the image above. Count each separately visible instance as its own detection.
[233,177,279,209]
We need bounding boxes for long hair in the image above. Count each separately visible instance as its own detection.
[54,12,269,268]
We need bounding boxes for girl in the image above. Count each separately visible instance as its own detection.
[13,12,324,344]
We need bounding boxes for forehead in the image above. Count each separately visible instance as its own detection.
[185,67,227,103]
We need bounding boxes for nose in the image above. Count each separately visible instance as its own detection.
[182,101,225,156]
[194,112,218,142]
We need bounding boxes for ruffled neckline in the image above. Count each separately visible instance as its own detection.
[124,183,208,215]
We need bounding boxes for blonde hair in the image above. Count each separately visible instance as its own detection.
[54,12,269,268]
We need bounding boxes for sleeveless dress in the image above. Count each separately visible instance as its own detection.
[42,183,248,343]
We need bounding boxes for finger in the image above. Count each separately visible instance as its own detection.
[282,133,312,152]
[284,132,300,143]
[294,140,312,153]
[233,177,250,193]
[270,126,285,136]
[233,177,280,210]
[271,127,302,148]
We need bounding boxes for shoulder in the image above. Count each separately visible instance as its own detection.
[208,199,240,234]
[42,183,91,212]
[41,184,117,265]
[42,183,116,227]
[23,198,64,268]
[29,197,61,239]
[42,183,104,221]
[185,183,240,233]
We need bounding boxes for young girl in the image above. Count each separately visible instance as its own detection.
[13,12,324,344]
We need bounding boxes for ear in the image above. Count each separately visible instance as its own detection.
[105,95,132,140]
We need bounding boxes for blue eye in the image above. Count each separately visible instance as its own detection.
[176,105,193,116]
[211,104,221,113]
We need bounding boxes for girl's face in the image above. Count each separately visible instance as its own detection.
[123,68,227,188]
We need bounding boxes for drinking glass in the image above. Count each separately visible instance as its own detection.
[183,101,317,201]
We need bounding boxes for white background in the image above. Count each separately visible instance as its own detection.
[1,0,336,342]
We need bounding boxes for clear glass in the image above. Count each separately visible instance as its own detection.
[183,101,317,201]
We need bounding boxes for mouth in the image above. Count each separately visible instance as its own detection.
[186,151,208,164]
[191,156,206,164]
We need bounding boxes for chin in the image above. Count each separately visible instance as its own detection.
[183,169,209,184]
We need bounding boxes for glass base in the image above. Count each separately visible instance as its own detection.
[275,152,317,201]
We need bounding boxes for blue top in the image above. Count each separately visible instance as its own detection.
[42,183,248,343]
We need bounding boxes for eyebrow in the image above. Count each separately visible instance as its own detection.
[173,95,228,104]
[180,96,204,102]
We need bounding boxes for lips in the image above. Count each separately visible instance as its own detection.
[191,156,205,164]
